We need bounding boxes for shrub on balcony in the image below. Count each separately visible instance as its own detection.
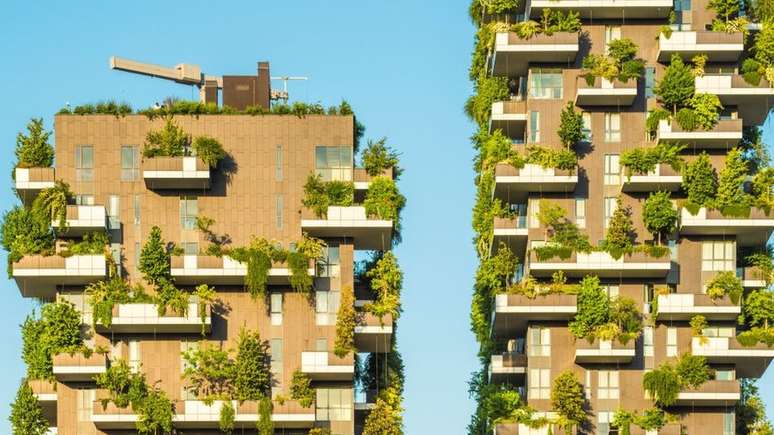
[362,137,401,178]
[533,200,592,261]
[363,386,404,435]
[309,428,332,435]
[643,192,678,244]
[135,387,174,435]
[557,102,584,150]
[22,301,84,379]
[1,205,54,268]
[155,279,189,317]
[288,235,326,295]
[569,276,609,339]
[302,173,354,218]
[742,26,774,85]
[506,271,579,298]
[608,297,643,343]
[471,243,519,349]
[290,370,315,407]
[676,354,711,388]
[582,38,645,84]
[744,290,774,329]
[15,118,54,169]
[715,148,752,216]
[690,314,709,342]
[637,408,669,431]
[233,328,272,401]
[601,197,635,259]
[182,344,235,402]
[191,136,226,168]
[688,93,723,130]
[61,231,109,256]
[335,286,357,358]
[644,354,710,406]
[365,252,403,320]
[466,76,510,127]
[736,379,774,434]
[744,249,774,286]
[738,327,774,346]
[142,117,189,158]
[219,401,235,434]
[10,381,49,435]
[526,146,577,171]
[86,277,153,327]
[706,271,744,304]
[229,237,281,299]
[645,108,671,139]
[33,180,72,231]
[655,54,695,114]
[365,176,406,242]
[551,370,585,432]
[682,152,718,211]
[138,226,171,286]
[95,359,148,408]
[752,168,774,212]
[620,143,684,178]
[257,396,273,435]
[195,284,216,332]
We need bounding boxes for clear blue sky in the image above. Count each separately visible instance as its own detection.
[2,1,774,434]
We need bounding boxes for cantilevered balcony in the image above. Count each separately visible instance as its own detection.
[170,255,314,286]
[14,167,55,205]
[493,163,578,200]
[675,380,741,406]
[527,0,672,18]
[355,309,393,353]
[692,337,774,377]
[489,352,527,384]
[528,251,671,278]
[29,379,57,417]
[657,119,743,148]
[489,101,527,138]
[658,31,744,62]
[52,352,107,382]
[55,205,107,236]
[353,167,394,191]
[491,32,579,76]
[738,266,768,289]
[143,156,210,190]
[696,75,774,125]
[656,294,740,321]
[94,302,211,334]
[621,163,682,192]
[492,216,529,257]
[575,77,638,106]
[300,351,354,381]
[491,293,577,337]
[13,254,107,299]
[679,207,774,246]
[575,339,635,363]
[301,206,393,251]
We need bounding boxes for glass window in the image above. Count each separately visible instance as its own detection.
[604,197,617,228]
[645,67,656,98]
[716,369,735,381]
[604,113,621,142]
[121,145,139,181]
[181,242,198,255]
[529,199,541,229]
[581,112,592,141]
[598,411,617,435]
[271,293,283,326]
[76,388,95,421]
[604,154,620,185]
[529,326,551,357]
[179,196,198,230]
[128,340,140,372]
[316,338,328,352]
[270,338,283,389]
[598,371,619,399]
[76,194,95,205]
[529,111,540,143]
[529,369,551,399]
[585,370,592,399]
[703,326,735,338]
[667,327,678,357]
[275,144,283,181]
[108,195,120,229]
[133,194,141,225]
[315,146,353,182]
[276,194,283,230]
[575,198,586,228]
[605,26,622,47]
[317,246,341,278]
[528,68,563,99]
[76,145,94,182]
[644,326,654,358]
[702,241,735,271]
[603,285,619,299]
[315,388,352,421]
[724,412,734,435]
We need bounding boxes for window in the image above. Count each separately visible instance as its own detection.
[716,369,735,381]
[585,370,592,399]
[316,388,352,421]
[511,203,527,229]
[703,326,735,338]
[581,112,592,141]
[270,338,283,391]
[134,242,140,272]
[575,198,586,228]
[604,113,621,142]
[724,412,735,435]
[108,195,120,229]
[528,68,563,99]
[667,327,678,357]
[644,326,654,358]
[180,341,199,400]
[645,67,656,98]
[702,241,735,271]
[76,145,94,182]
[276,194,283,230]
[598,411,617,435]
[602,285,619,299]
[604,154,620,185]
[529,327,551,357]
[111,243,121,277]
[179,196,198,230]
[316,338,328,352]
[529,199,541,228]
[76,194,95,205]
[76,388,95,421]
[604,197,617,228]
[605,26,621,46]
[598,371,619,399]
[315,146,353,182]
[529,369,550,399]
[181,242,198,255]
[644,284,655,314]
[133,194,141,225]
[275,144,283,181]
[271,293,283,325]
[121,145,139,181]
[529,111,540,143]
[316,290,340,326]
[128,340,140,372]
[317,246,341,278]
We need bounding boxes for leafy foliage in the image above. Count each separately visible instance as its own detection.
[676,354,711,388]
[9,381,49,435]
[335,286,357,358]
[682,152,718,209]
[363,386,404,435]
[737,379,774,435]
[302,173,354,218]
[706,271,744,304]
[22,302,84,379]
[533,200,592,260]
[365,252,403,320]
[582,38,645,83]
[182,344,235,402]
[601,197,635,259]
[33,180,72,231]
[257,396,273,435]
[62,231,109,256]
[365,176,406,224]
[14,118,54,168]
[142,117,189,158]
[362,137,401,178]
[465,77,509,127]
[715,147,751,214]
[86,277,153,327]
[1,205,54,266]
[57,100,132,116]
[620,143,684,177]
[688,93,723,130]
[233,329,272,401]
[95,359,148,408]
[551,371,585,431]
[745,290,774,329]
[290,370,315,408]
[569,276,610,339]
[643,191,678,243]
[138,226,171,286]
[219,401,235,434]
[135,387,174,435]
[654,54,695,113]
[229,237,278,299]
[644,354,710,406]
[557,101,585,150]
[191,136,226,167]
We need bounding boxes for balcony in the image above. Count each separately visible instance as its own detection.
[489,101,527,139]
[354,167,394,191]
[675,380,741,406]
[489,352,527,384]
[575,77,638,106]
[738,266,768,289]
[52,352,107,382]
[657,118,743,148]
[492,216,529,257]
[656,293,740,321]
[491,32,579,76]
[491,293,577,337]
[692,337,774,377]
[14,167,55,205]
[527,0,672,19]
[679,207,774,245]
[29,379,57,417]
[575,339,636,363]
[13,254,107,299]
[621,163,682,193]
[696,75,774,125]
[171,255,314,286]
[94,302,211,334]
[55,205,107,236]
[300,351,354,381]
[355,309,393,353]
[493,163,578,200]
[301,206,393,251]
[658,31,744,62]
[143,156,210,190]
[528,250,671,278]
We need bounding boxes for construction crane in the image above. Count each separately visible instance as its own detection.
[270,76,308,103]
[109,56,222,103]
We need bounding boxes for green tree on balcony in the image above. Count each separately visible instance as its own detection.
[715,148,751,216]
[654,54,695,115]
[682,153,718,212]
[558,102,585,151]
[15,118,54,169]
[643,191,678,244]
[9,381,49,435]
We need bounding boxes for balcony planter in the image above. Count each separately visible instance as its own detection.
[658,31,744,62]
[142,156,210,189]
[14,167,55,205]
[575,77,638,106]
[491,293,577,337]
[492,32,579,75]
